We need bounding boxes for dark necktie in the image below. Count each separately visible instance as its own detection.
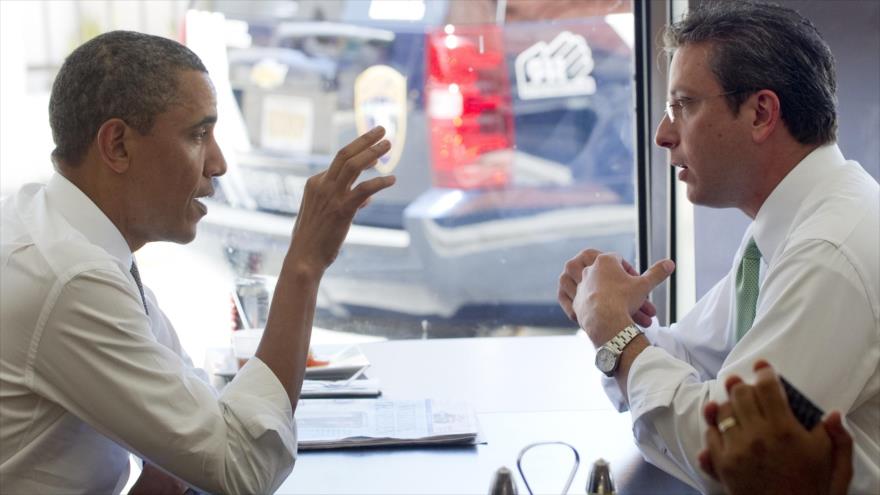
[130,260,149,315]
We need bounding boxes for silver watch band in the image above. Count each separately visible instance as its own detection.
[606,324,641,353]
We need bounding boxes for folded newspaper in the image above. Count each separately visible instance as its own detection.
[295,399,482,450]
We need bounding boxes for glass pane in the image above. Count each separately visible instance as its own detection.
[195,0,639,341]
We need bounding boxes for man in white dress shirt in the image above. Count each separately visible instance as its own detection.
[0,31,394,493]
[557,2,878,493]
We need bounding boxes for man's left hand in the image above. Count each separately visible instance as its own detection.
[128,463,187,495]
[698,362,853,495]
[573,253,674,346]
[558,249,660,327]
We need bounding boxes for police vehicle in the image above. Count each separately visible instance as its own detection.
[197,0,637,334]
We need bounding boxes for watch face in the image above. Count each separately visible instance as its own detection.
[596,347,617,373]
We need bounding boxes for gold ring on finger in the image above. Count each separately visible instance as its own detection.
[717,416,738,434]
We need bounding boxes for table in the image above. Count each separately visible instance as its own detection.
[275,335,699,494]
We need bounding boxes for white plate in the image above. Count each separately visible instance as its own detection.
[217,344,369,382]
[305,344,370,381]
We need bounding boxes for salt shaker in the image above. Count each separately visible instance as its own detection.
[586,458,615,494]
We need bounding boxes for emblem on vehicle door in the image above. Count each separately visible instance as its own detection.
[354,65,407,174]
[515,31,597,100]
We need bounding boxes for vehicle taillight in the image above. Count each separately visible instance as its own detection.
[426,24,515,189]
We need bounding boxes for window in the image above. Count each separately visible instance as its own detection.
[193,0,641,340]
[0,0,643,365]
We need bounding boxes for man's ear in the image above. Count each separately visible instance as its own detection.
[750,89,781,144]
[96,118,131,173]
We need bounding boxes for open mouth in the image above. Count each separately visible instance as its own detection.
[193,189,214,203]
[193,191,213,214]
[672,163,689,180]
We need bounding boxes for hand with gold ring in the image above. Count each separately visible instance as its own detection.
[716,416,737,434]
[696,361,853,495]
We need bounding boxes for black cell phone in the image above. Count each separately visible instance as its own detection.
[779,375,824,430]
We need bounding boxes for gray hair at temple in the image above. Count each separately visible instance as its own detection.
[48,30,208,166]
[663,1,837,146]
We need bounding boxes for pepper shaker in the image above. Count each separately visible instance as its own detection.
[488,466,518,495]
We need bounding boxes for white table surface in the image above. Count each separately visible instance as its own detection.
[276,335,698,494]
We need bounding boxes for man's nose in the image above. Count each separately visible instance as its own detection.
[654,114,678,149]
[207,139,227,178]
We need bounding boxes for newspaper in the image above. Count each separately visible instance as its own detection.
[295,399,481,450]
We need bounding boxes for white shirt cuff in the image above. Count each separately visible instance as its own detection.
[626,346,703,424]
[220,357,297,456]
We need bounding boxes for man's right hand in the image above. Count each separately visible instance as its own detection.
[557,248,658,327]
[287,126,396,275]
[255,126,397,406]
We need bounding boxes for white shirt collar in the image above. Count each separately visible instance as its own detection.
[45,173,133,269]
[751,143,846,264]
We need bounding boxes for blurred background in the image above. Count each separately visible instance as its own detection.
[1,0,877,373]
[1,0,642,370]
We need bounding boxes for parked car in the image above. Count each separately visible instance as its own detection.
[193,0,638,336]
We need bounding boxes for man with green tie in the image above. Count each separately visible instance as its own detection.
[556,2,878,493]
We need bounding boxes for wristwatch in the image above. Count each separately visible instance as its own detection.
[595,324,643,377]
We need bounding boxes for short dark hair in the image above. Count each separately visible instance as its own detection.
[664,1,837,145]
[49,30,207,165]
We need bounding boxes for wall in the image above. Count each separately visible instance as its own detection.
[692,0,880,299]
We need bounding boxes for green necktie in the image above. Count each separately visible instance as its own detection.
[734,237,761,341]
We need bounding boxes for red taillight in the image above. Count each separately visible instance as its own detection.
[426,25,515,189]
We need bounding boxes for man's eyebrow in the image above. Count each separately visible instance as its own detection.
[668,89,697,101]
[188,115,218,129]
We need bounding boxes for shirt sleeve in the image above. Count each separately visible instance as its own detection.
[141,286,211,385]
[623,239,880,493]
[26,266,297,494]
[600,277,737,413]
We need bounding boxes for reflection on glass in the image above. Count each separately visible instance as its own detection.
[196,0,638,341]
